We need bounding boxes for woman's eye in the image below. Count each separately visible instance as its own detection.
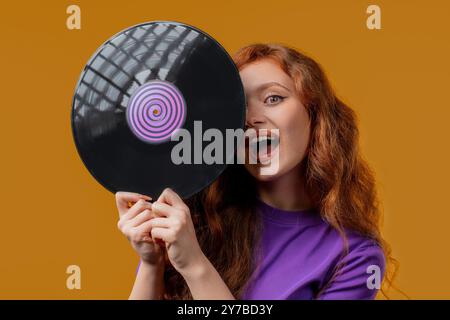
[264,95,285,105]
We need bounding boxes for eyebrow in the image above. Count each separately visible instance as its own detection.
[252,81,292,94]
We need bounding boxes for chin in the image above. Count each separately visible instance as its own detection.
[244,164,286,182]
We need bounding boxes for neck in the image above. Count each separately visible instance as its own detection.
[257,163,313,211]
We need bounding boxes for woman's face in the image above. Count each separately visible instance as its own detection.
[239,58,311,181]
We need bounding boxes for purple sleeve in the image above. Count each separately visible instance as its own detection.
[317,244,386,300]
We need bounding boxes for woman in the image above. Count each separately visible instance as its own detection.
[115,43,395,300]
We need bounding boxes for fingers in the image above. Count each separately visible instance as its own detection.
[123,218,171,244]
[157,188,186,210]
[136,218,171,234]
[149,214,186,244]
[122,199,152,221]
[149,217,171,229]
[151,201,179,218]
[117,199,152,232]
[151,227,175,243]
[128,209,155,227]
[126,220,152,243]
[117,189,189,247]
[115,191,151,216]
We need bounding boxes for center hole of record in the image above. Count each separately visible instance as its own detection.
[126,80,187,145]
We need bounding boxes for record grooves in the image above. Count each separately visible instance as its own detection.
[71,21,246,199]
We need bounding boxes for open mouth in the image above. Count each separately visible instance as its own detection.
[246,130,280,164]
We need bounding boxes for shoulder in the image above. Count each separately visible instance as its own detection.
[344,229,386,270]
[310,216,385,263]
[316,226,386,299]
[327,225,386,278]
[311,214,385,264]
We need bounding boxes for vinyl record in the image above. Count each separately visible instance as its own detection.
[71,21,246,199]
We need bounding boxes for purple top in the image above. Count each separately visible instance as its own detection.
[241,199,386,300]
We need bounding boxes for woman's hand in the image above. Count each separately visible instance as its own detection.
[115,191,165,266]
[149,188,206,278]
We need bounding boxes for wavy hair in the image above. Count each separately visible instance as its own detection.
[162,43,405,299]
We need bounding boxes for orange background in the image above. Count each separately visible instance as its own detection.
[0,0,449,299]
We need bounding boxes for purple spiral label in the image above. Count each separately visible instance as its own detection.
[126,80,187,144]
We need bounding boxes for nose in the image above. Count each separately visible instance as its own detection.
[245,103,265,130]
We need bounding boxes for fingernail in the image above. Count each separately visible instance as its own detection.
[141,195,152,200]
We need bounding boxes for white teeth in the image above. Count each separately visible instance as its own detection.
[250,136,272,145]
